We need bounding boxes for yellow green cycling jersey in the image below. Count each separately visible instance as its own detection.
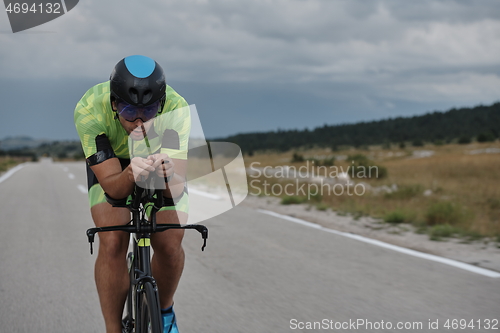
[74,81,190,165]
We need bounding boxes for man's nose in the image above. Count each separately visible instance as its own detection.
[133,118,144,127]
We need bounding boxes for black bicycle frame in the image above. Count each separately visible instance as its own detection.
[86,185,208,332]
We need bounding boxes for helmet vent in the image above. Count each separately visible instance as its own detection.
[129,88,139,104]
[143,90,153,104]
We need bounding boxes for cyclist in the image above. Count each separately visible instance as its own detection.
[74,55,189,333]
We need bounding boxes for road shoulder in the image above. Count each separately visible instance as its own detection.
[241,195,500,272]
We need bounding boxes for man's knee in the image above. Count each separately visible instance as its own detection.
[91,203,131,259]
[98,232,130,258]
[152,229,184,257]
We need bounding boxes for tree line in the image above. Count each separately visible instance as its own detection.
[219,102,500,153]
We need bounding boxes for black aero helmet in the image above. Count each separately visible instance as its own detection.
[110,55,166,108]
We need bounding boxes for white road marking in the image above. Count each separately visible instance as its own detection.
[258,209,500,278]
[77,185,88,194]
[0,164,26,184]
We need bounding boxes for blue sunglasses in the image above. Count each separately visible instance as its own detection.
[116,100,161,122]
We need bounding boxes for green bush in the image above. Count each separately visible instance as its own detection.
[383,209,415,224]
[311,158,324,165]
[385,184,423,200]
[73,147,86,160]
[308,192,322,203]
[487,198,500,210]
[384,210,406,223]
[291,153,304,163]
[429,224,459,241]
[321,157,335,166]
[425,202,465,226]
[315,203,329,211]
[281,196,307,205]
[348,154,369,163]
[347,154,388,179]
[460,230,483,242]
[433,140,445,146]
[477,132,495,142]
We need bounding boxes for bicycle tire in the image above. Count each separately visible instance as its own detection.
[122,252,136,333]
[136,282,162,333]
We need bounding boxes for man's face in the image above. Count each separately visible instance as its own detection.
[113,101,155,141]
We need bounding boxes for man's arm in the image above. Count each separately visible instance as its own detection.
[90,157,155,199]
[90,158,134,199]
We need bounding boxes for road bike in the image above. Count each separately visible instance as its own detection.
[86,184,208,333]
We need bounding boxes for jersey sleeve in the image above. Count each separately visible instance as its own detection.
[156,88,190,160]
[74,99,116,165]
[159,103,191,160]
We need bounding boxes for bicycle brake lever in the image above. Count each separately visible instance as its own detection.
[200,227,208,251]
[87,229,96,255]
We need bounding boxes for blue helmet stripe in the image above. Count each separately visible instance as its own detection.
[124,55,156,78]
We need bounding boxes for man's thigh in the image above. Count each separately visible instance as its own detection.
[151,210,187,252]
[91,202,131,228]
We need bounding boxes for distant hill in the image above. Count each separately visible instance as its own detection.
[219,102,500,153]
[0,137,83,160]
[0,136,50,151]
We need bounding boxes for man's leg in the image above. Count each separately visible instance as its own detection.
[151,210,187,309]
[91,203,131,333]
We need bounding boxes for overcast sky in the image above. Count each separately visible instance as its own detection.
[1,0,499,140]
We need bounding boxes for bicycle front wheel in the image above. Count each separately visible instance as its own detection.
[136,282,162,333]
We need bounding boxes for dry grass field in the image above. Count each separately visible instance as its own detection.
[244,141,500,240]
[0,157,27,172]
[1,143,498,241]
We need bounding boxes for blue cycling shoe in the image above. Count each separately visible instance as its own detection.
[162,306,179,333]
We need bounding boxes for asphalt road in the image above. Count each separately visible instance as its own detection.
[0,159,498,333]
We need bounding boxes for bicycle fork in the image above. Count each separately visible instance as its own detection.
[123,235,162,333]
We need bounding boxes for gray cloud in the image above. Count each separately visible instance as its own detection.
[0,0,499,139]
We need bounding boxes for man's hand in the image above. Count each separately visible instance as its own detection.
[129,156,156,182]
[147,154,175,180]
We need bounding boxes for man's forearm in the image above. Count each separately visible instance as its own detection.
[100,165,135,199]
